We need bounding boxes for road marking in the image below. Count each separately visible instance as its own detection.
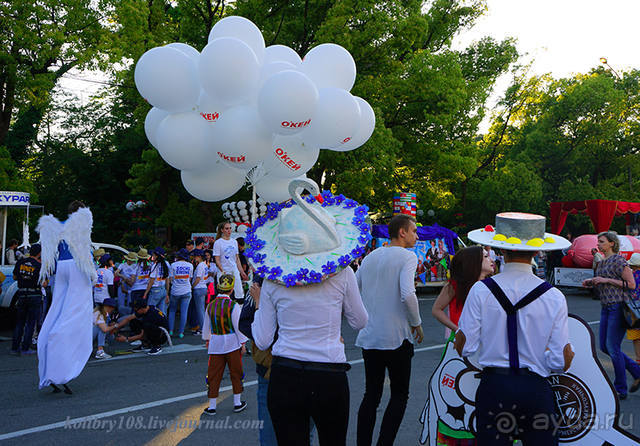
[0,320,604,440]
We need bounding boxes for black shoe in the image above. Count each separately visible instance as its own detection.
[63,384,73,395]
[630,378,640,393]
[51,384,61,394]
[147,346,162,355]
[203,408,216,416]
[619,393,628,400]
[233,401,247,413]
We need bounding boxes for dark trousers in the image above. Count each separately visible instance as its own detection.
[207,348,243,398]
[129,319,167,347]
[268,362,350,446]
[12,294,42,352]
[475,370,558,445]
[357,339,413,446]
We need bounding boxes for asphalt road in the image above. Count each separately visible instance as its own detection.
[1,287,639,446]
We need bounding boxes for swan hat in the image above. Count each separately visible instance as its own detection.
[244,178,371,287]
[468,212,571,251]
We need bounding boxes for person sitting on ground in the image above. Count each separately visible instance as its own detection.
[113,299,169,355]
[93,298,118,359]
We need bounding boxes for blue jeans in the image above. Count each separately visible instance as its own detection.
[12,294,42,352]
[169,293,192,334]
[148,287,167,314]
[600,303,640,394]
[258,375,278,446]
[93,325,113,348]
[192,288,207,331]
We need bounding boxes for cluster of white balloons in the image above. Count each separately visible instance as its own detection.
[125,200,147,211]
[221,198,269,233]
[136,16,375,204]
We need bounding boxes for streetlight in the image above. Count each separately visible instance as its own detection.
[600,57,622,80]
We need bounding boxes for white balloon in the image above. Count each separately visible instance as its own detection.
[300,43,357,91]
[181,162,245,202]
[264,45,302,66]
[126,202,135,211]
[208,16,265,64]
[136,200,144,208]
[230,223,237,231]
[199,37,259,106]
[144,107,170,148]
[301,88,360,148]
[237,201,247,209]
[257,197,266,205]
[329,97,375,151]
[232,210,238,217]
[155,112,211,171]
[238,224,248,232]
[248,200,254,206]
[259,61,296,88]
[239,209,249,216]
[259,205,267,213]
[135,47,199,112]
[211,105,274,170]
[222,203,229,211]
[166,42,200,63]
[258,70,318,135]
[263,135,320,178]
[256,174,307,203]
[229,202,236,210]
[197,91,226,124]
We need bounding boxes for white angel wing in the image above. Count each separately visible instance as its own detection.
[61,207,97,283]
[36,214,64,282]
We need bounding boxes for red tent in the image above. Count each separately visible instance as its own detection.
[550,199,640,234]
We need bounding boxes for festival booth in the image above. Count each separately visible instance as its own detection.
[550,200,640,286]
[371,223,460,286]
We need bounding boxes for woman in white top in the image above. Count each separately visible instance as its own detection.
[143,248,171,314]
[191,249,208,335]
[129,248,152,302]
[93,298,118,359]
[213,222,248,300]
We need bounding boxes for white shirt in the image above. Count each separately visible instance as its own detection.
[213,238,239,273]
[130,263,151,291]
[206,262,218,284]
[93,310,106,326]
[458,262,569,377]
[355,246,422,350]
[193,261,208,289]
[170,260,193,296]
[93,267,114,303]
[150,261,170,288]
[252,267,368,363]
[202,296,248,354]
[117,263,136,293]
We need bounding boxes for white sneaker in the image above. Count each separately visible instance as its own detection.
[94,350,112,359]
[130,340,142,346]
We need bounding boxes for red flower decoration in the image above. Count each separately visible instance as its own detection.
[484,225,494,232]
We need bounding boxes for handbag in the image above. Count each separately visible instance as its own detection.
[622,280,640,329]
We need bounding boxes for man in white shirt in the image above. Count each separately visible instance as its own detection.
[355,214,424,446]
[455,242,574,444]
[213,222,248,300]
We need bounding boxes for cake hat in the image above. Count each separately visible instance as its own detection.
[468,212,571,251]
[244,178,371,287]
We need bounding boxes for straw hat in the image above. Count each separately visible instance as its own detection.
[136,248,151,260]
[124,251,138,262]
[628,253,640,267]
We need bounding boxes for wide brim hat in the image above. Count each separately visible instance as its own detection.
[175,248,190,260]
[190,248,205,258]
[629,253,640,267]
[124,252,138,262]
[93,248,106,258]
[136,248,151,260]
[468,212,571,252]
[245,178,371,287]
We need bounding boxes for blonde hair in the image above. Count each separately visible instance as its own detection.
[215,222,230,240]
[597,231,620,253]
[94,305,109,324]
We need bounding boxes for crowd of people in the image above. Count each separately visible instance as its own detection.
[8,201,640,445]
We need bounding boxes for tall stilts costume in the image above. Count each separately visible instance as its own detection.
[36,207,97,389]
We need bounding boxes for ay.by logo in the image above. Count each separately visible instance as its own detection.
[547,373,595,441]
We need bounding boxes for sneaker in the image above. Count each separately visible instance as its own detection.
[169,330,174,336]
[193,330,202,335]
[178,333,184,339]
[147,346,162,355]
[94,350,112,359]
[233,401,247,413]
[21,349,37,356]
[130,340,142,346]
[203,408,216,416]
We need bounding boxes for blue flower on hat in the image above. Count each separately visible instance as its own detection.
[268,266,283,280]
[338,255,351,267]
[334,194,346,205]
[283,274,297,287]
[352,216,365,226]
[358,233,372,244]
[358,223,370,234]
[245,248,255,259]
[355,205,369,217]
[351,246,365,258]
[296,268,309,281]
[253,253,266,264]
[283,200,294,208]
[343,199,357,209]
[246,233,257,244]
[321,191,335,207]
[256,266,269,277]
[252,239,266,251]
[309,271,323,283]
[304,195,316,204]
[255,217,267,227]
[322,261,337,275]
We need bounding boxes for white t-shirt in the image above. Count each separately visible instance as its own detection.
[170,260,193,296]
[205,262,218,284]
[117,262,137,293]
[93,310,106,326]
[93,267,114,303]
[193,261,208,289]
[213,238,239,273]
[150,261,170,288]
[130,263,152,292]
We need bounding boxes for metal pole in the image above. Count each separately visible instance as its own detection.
[1,208,7,266]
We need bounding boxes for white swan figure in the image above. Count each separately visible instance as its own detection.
[278,178,341,255]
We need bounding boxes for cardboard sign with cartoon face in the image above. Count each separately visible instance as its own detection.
[419,315,640,445]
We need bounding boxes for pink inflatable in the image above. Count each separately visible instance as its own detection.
[566,234,640,268]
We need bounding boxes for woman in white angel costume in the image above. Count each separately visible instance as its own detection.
[37,201,97,394]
